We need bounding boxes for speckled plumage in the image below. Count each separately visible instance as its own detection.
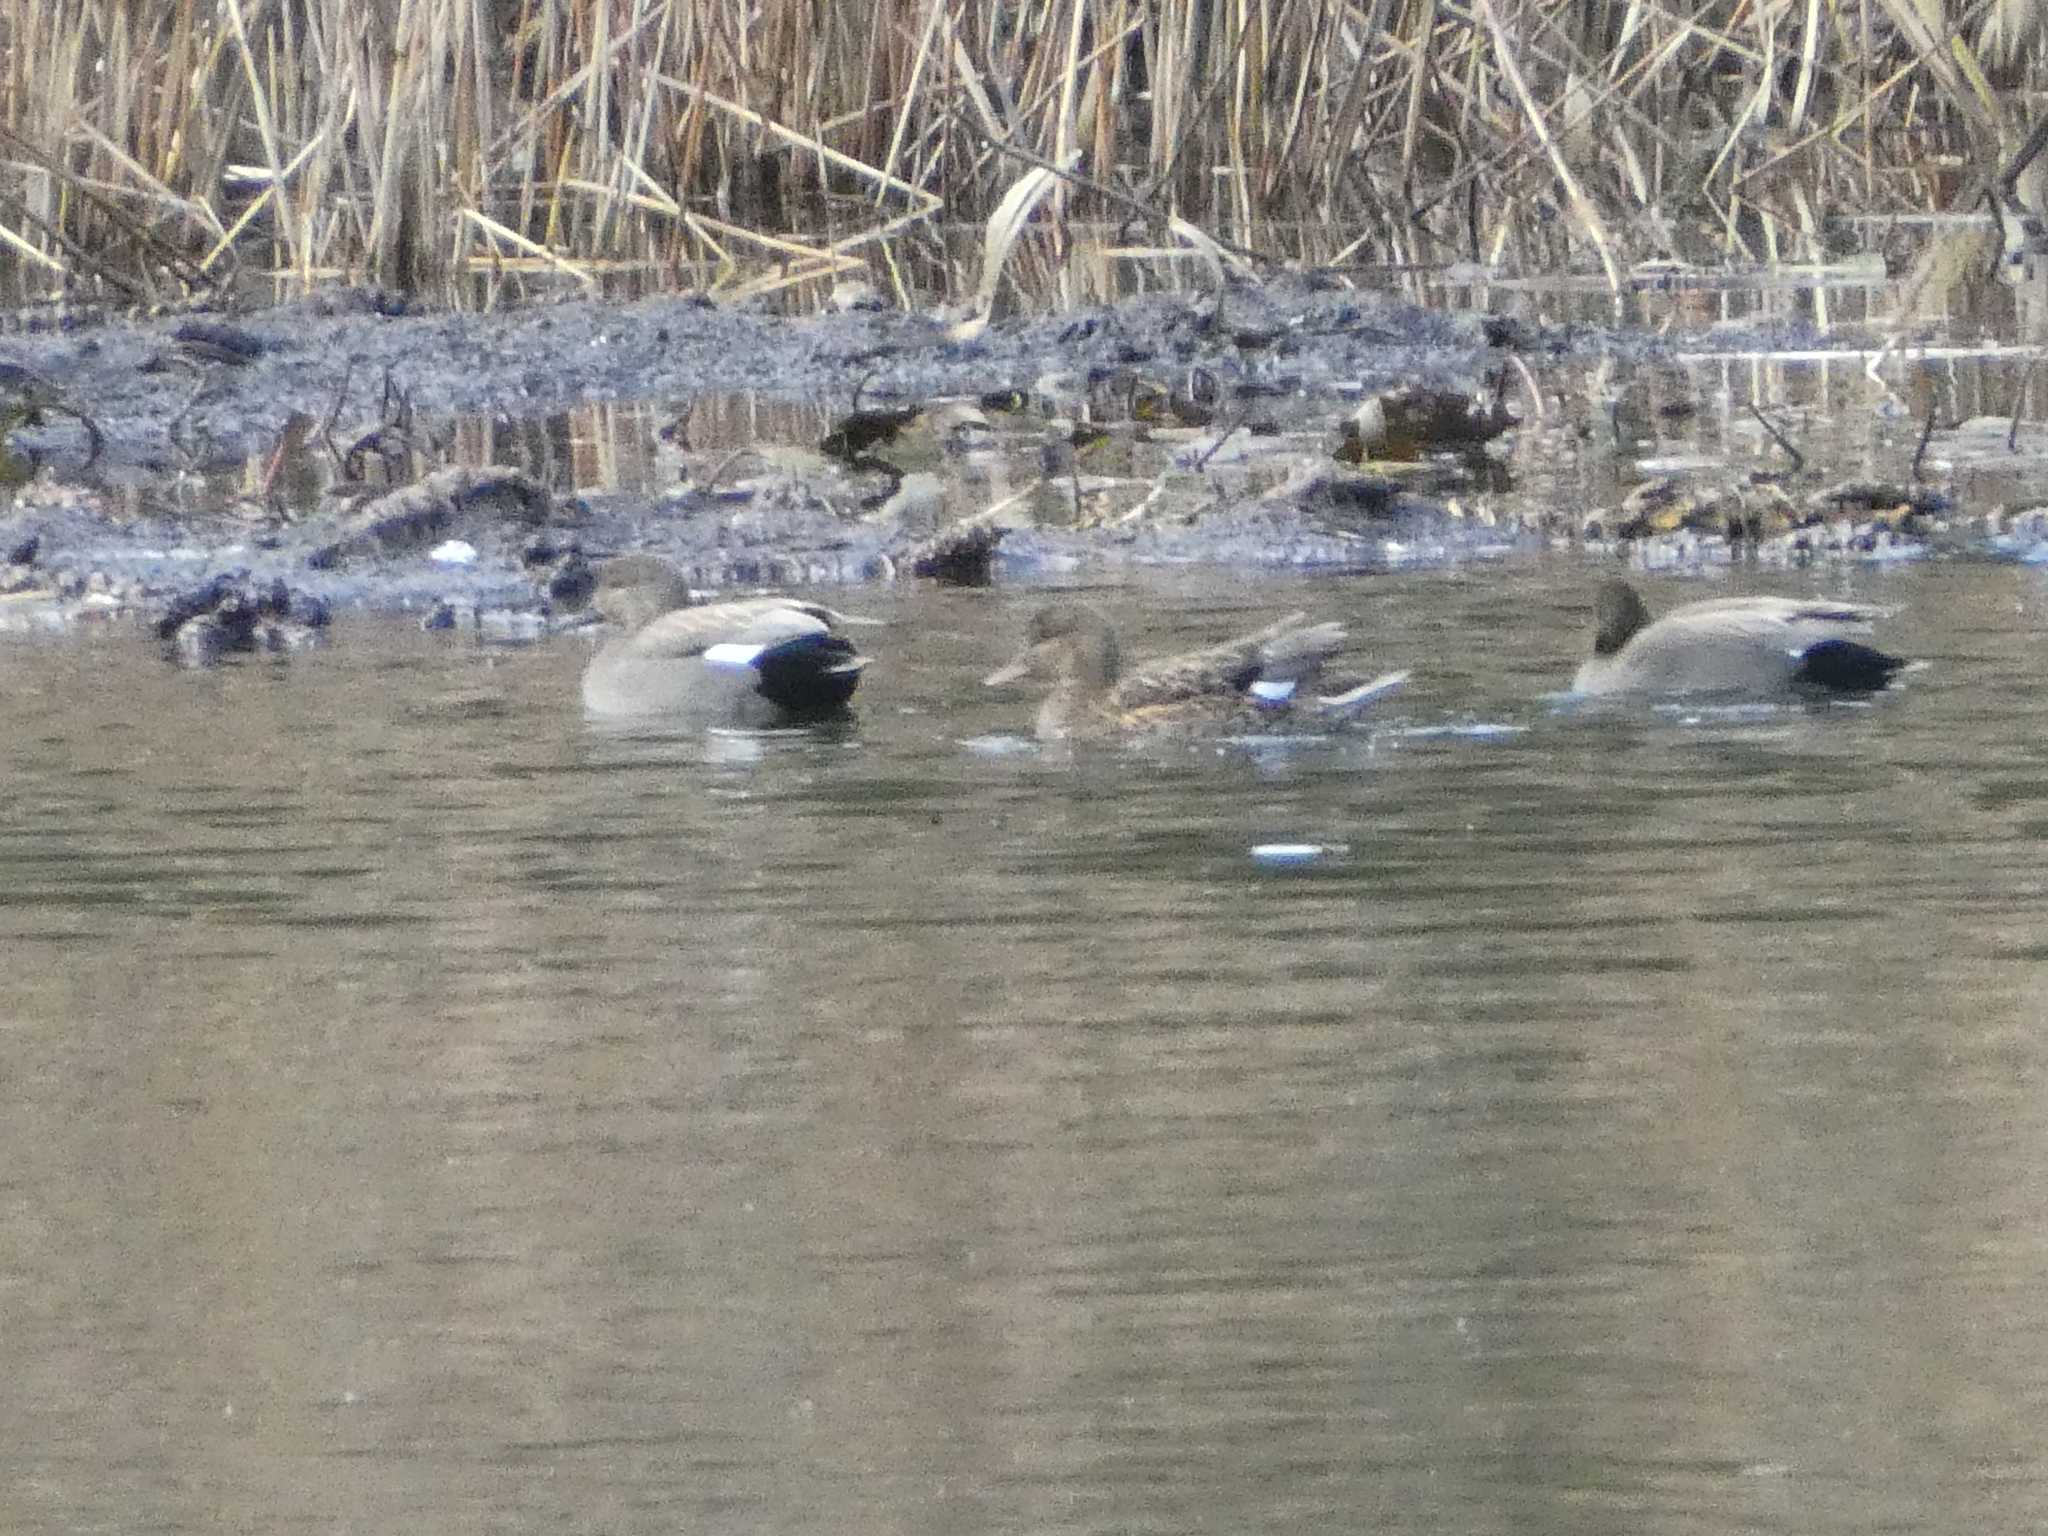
[984,603,1407,740]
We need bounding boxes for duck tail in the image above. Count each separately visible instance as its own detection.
[752,633,867,717]
[1794,639,1904,694]
[1315,669,1410,718]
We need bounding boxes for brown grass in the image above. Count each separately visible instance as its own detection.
[0,0,2037,300]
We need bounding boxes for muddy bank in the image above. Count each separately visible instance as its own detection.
[0,275,1569,468]
[0,274,1971,643]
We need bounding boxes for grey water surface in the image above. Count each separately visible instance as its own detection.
[6,559,2048,1535]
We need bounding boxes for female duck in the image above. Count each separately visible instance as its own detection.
[984,602,1407,740]
[580,556,870,724]
[1572,578,1906,698]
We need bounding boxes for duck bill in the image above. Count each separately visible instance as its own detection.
[983,654,1033,687]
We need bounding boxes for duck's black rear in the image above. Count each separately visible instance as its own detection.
[1795,638,1905,694]
[753,633,866,718]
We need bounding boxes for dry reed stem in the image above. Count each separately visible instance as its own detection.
[200,133,327,275]
[651,72,939,213]
[0,213,61,274]
[1473,0,1622,290]
[0,0,2032,294]
[975,157,1075,317]
[459,208,598,291]
[70,120,225,242]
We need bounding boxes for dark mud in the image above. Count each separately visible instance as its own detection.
[0,276,1569,465]
[0,273,1959,643]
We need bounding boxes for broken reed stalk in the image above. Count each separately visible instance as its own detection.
[2009,352,2039,453]
[0,0,2035,294]
[1472,0,1622,294]
[1912,396,1937,480]
[1747,402,1806,474]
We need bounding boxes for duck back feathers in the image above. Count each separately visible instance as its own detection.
[1574,579,1905,698]
[987,603,1406,738]
[581,564,869,723]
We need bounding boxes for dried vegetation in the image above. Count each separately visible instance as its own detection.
[0,0,2044,301]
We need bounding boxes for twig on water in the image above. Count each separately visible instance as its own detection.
[1748,402,1804,475]
[2010,354,2041,454]
[1194,420,1244,471]
[1911,396,1937,481]
[320,362,355,475]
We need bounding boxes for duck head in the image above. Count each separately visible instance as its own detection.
[591,555,694,631]
[983,604,1122,696]
[1591,578,1653,657]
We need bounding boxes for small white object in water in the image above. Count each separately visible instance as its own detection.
[1250,842,1348,866]
[475,608,549,642]
[960,733,1039,756]
[1633,454,1725,475]
[831,276,887,313]
[428,539,478,565]
[1395,721,1525,740]
[702,641,767,670]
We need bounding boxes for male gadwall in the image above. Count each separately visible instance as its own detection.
[580,556,870,724]
[984,602,1407,740]
[1572,578,1906,698]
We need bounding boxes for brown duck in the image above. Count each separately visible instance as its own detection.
[984,602,1408,740]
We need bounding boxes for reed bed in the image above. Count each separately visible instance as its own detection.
[0,0,2040,300]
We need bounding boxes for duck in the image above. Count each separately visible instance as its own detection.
[984,602,1408,740]
[579,556,871,724]
[1571,577,1907,699]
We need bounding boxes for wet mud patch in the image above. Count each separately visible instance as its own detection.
[0,271,2040,650]
[0,278,1562,631]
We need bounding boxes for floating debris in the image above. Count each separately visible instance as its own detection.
[1605,473,1797,541]
[821,405,921,461]
[869,471,947,529]
[829,277,888,313]
[1802,479,1949,532]
[526,540,598,611]
[155,573,330,664]
[1250,842,1348,866]
[906,519,1005,586]
[1337,383,1516,462]
[305,465,552,568]
[171,320,269,365]
[1394,721,1527,741]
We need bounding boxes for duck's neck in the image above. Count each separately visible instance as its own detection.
[1592,582,1651,656]
[1038,631,1120,738]
[599,579,691,631]
[1036,689,1080,740]
[1068,622,1120,694]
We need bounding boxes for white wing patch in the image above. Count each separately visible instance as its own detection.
[702,641,768,670]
